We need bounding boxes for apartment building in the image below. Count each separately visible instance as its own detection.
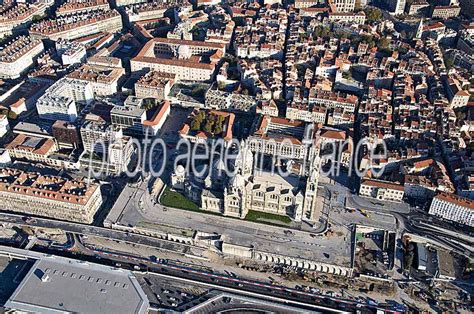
[407,0,429,15]
[142,100,171,136]
[36,78,93,122]
[0,114,10,138]
[134,71,175,100]
[6,133,57,163]
[110,96,146,135]
[328,12,366,24]
[67,64,125,96]
[0,36,44,79]
[151,37,225,56]
[29,9,122,41]
[359,179,405,202]
[0,168,102,223]
[80,118,133,175]
[123,0,190,22]
[330,0,356,12]
[131,38,223,81]
[52,120,81,149]
[0,1,51,37]
[386,0,406,15]
[56,0,110,16]
[248,116,313,160]
[234,7,287,60]
[294,0,324,9]
[55,40,87,66]
[429,192,474,227]
[309,90,358,113]
[445,78,470,108]
[257,101,279,117]
[431,5,461,19]
[286,103,327,124]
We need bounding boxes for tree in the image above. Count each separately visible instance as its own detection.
[214,123,223,135]
[444,57,454,69]
[377,37,390,49]
[313,26,331,39]
[365,8,382,23]
[142,98,156,110]
[7,110,17,120]
[217,81,227,90]
[32,15,43,23]
[335,31,346,39]
[204,120,214,133]
[191,119,201,131]
[213,115,225,134]
[196,111,206,123]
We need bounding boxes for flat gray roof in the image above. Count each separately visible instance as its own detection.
[13,122,53,137]
[3,247,149,314]
[253,171,300,188]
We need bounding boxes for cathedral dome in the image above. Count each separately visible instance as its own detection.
[177,45,191,59]
[175,164,185,176]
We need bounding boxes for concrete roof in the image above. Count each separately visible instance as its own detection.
[13,122,53,137]
[253,171,300,188]
[3,247,149,314]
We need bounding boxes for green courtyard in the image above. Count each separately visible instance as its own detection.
[159,187,200,211]
[244,210,292,226]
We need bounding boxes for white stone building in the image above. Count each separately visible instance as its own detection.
[247,116,314,160]
[131,38,224,81]
[67,63,125,97]
[330,0,356,12]
[0,36,44,79]
[0,114,10,138]
[0,1,52,38]
[36,78,93,122]
[328,12,366,24]
[359,179,405,202]
[29,9,122,41]
[205,86,256,112]
[80,118,134,175]
[428,192,474,227]
[386,0,406,15]
[134,71,175,101]
[55,40,87,66]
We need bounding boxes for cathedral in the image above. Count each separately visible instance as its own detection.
[170,139,322,222]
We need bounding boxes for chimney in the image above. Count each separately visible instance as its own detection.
[41,274,50,282]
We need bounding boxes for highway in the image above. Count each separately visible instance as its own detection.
[403,213,474,257]
[0,212,205,257]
